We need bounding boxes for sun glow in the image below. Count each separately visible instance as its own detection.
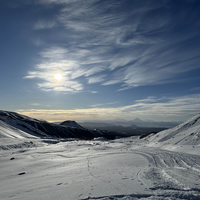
[54,73,63,80]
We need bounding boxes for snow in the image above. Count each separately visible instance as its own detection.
[144,114,200,146]
[0,120,38,139]
[0,113,200,199]
[0,110,115,139]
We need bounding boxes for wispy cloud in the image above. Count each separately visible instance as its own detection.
[118,94,200,120]
[17,94,200,122]
[24,46,108,92]
[30,103,40,106]
[90,102,118,108]
[87,75,106,84]
[91,91,98,94]
[30,103,51,107]
[25,0,200,92]
[191,87,200,91]
[33,20,55,30]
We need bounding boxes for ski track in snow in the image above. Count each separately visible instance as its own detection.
[130,148,200,199]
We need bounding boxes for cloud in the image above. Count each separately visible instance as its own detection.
[119,94,200,120]
[24,47,82,92]
[17,94,200,122]
[91,91,98,94]
[24,45,110,92]
[191,87,200,91]
[25,0,200,92]
[30,103,40,106]
[90,102,118,108]
[87,75,106,84]
[104,40,200,89]
[31,0,77,5]
[108,56,135,71]
[33,20,55,30]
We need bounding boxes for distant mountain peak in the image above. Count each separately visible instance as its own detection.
[0,110,116,140]
[60,120,84,129]
[133,118,144,123]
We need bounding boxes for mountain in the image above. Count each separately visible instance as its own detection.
[79,122,116,128]
[1,112,200,199]
[131,118,150,127]
[131,118,180,128]
[133,118,144,123]
[0,119,37,139]
[60,120,85,129]
[143,113,200,146]
[76,118,180,128]
[0,110,116,139]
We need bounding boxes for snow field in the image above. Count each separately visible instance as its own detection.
[0,138,200,200]
[1,113,200,199]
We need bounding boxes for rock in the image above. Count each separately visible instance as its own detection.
[18,172,26,175]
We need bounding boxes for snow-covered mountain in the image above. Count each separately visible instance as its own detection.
[0,119,37,139]
[0,110,115,139]
[0,111,200,199]
[143,113,200,146]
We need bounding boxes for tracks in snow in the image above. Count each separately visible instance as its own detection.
[132,148,200,198]
[84,147,200,200]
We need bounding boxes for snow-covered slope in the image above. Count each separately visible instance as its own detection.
[144,114,200,146]
[0,120,37,139]
[0,110,49,137]
[0,112,200,199]
[0,110,116,140]
[60,120,85,129]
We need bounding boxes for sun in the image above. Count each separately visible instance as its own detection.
[54,73,63,81]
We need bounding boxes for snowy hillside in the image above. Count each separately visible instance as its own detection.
[0,110,116,139]
[0,112,200,199]
[143,113,200,147]
[0,120,37,139]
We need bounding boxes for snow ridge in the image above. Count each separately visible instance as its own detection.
[145,114,200,146]
[0,120,37,139]
[0,110,116,140]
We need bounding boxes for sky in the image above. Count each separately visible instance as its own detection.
[1,0,200,122]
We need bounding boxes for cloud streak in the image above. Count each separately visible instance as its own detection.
[25,0,200,92]
[17,94,200,122]
[33,20,55,30]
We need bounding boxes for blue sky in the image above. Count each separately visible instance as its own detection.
[1,0,200,122]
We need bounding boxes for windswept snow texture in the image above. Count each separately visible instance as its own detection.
[0,112,200,199]
[0,120,37,139]
[144,113,200,146]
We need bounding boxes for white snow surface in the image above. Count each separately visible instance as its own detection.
[0,120,37,139]
[0,114,200,200]
[144,113,200,147]
[0,119,47,137]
